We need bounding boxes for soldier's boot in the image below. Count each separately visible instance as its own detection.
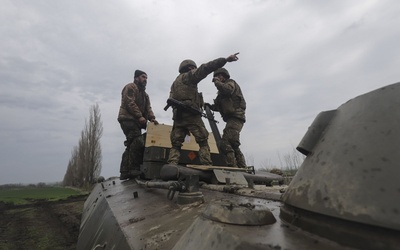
[219,139,236,167]
[120,148,130,180]
[234,148,247,168]
[198,141,213,165]
[225,151,237,167]
[128,169,142,178]
[130,135,145,169]
[167,146,181,165]
[120,172,129,180]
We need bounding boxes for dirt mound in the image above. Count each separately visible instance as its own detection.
[0,195,87,250]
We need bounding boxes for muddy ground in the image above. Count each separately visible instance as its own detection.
[0,195,88,250]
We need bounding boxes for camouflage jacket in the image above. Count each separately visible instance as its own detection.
[169,58,228,114]
[118,82,155,123]
[213,78,246,122]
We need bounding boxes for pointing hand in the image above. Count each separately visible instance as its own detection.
[226,52,239,62]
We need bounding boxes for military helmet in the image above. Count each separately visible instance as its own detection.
[213,68,230,79]
[179,59,197,73]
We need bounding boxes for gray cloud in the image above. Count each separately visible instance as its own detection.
[1,0,400,184]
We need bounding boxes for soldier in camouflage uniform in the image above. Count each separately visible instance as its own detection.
[168,53,239,165]
[118,70,158,180]
[209,68,247,168]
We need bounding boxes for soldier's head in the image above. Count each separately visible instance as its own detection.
[134,70,147,88]
[179,59,197,73]
[213,68,230,82]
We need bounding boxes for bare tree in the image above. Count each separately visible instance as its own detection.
[274,147,305,177]
[83,103,103,185]
[63,104,103,188]
[258,158,277,172]
[281,147,305,171]
[258,147,305,177]
[63,146,78,187]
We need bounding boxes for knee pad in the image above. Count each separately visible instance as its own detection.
[231,140,241,149]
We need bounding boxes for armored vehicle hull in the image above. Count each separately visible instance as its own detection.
[78,82,400,250]
[78,178,359,250]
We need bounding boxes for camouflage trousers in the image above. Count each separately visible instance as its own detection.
[168,115,212,165]
[119,121,145,174]
[219,118,246,168]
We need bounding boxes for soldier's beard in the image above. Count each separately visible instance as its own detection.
[138,81,147,90]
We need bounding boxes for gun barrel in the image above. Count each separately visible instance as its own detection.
[165,98,218,123]
[204,105,222,148]
[164,104,171,111]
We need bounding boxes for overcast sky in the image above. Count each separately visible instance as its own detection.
[1,0,399,185]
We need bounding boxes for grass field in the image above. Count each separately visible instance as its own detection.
[0,186,86,205]
[0,185,88,249]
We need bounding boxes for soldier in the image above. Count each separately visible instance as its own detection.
[168,53,239,165]
[208,68,247,168]
[118,70,158,180]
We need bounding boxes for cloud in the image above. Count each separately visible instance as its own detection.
[1,0,400,184]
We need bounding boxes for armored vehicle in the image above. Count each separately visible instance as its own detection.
[77,83,400,250]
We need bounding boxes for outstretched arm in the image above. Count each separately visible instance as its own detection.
[187,52,240,84]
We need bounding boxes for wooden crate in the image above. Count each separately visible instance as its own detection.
[145,123,219,153]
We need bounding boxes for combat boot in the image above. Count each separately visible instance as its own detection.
[198,141,213,165]
[234,148,247,168]
[120,149,130,176]
[129,169,142,177]
[225,152,237,167]
[168,146,181,165]
[120,172,130,180]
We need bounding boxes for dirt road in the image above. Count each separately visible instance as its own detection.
[0,195,87,250]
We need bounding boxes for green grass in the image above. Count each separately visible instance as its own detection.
[0,186,85,205]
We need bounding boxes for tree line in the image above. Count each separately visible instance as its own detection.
[62,104,103,189]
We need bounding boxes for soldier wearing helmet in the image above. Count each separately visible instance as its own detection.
[167,53,239,165]
[118,70,159,180]
[178,59,197,73]
[208,67,247,168]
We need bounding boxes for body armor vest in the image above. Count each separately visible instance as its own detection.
[215,80,246,122]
